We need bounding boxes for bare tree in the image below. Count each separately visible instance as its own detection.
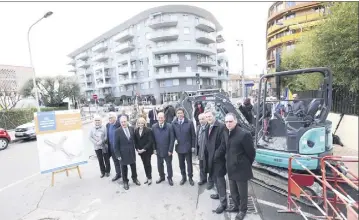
[0,68,22,110]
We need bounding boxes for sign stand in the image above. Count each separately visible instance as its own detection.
[51,165,82,187]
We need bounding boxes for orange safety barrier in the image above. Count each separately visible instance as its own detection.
[278,154,358,220]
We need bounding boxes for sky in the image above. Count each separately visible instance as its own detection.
[0,1,273,77]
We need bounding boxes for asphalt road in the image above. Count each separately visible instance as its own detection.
[0,123,318,220]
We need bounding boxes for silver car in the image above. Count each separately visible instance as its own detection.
[15,121,36,141]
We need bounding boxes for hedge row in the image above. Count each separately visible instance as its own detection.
[0,107,68,130]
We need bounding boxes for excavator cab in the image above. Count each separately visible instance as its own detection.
[254,68,333,171]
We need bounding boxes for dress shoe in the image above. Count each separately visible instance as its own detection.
[105,173,110,177]
[225,205,239,213]
[235,211,247,220]
[123,182,129,190]
[168,178,174,186]
[144,179,148,184]
[156,178,165,184]
[213,205,226,214]
[147,179,152,185]
[100,173,105,178]
[210,194,219,200]
[198,180,207,185]
[188,178,194,186]
[133,179,141,186]
[180,177,187,185]
[207,182,214,190]
[112,174,121,182]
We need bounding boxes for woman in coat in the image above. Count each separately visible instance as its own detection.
[134,117,154,185]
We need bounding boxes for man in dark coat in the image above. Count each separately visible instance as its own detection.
[172,107,196,186]
[195,113,209,185]
[204,110,227,214]
[164,105,176,123]
[216,112,256,220]
[114,115,141,190]
[148,106,158,127]
[106,112,122,182]
[152,112,175,186]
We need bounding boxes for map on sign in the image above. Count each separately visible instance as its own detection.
[34,110,87,174]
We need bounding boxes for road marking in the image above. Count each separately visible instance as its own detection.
[256,199,315,218]
[0,172,39,193]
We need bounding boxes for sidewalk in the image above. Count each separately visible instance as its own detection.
[333,145,358,176]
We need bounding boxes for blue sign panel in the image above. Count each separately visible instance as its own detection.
[37,111,56,132]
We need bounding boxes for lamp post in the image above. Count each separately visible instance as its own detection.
[236,40,245,99]
[27,11,53,112]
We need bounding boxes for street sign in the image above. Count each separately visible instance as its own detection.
[92,94,98,100]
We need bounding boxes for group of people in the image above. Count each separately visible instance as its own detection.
[90,104,256,220]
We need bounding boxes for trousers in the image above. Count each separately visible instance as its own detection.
[229,180,248,212]
[140,152,152,179]
[178,152,193,178]
[122,163,137,183]
[214,176,227,206]
[157,155,173,179]
[95,149,111,174]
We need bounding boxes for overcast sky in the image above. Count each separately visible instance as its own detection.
[0,1,272,77]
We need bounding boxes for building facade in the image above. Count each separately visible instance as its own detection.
[228,74,260,98]
[0,65,33,93]
[68,5,229,103]
[266,1,326,72]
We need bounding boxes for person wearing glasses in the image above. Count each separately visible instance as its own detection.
[106,112,122,182]
[216,112,256,220]
[134,117,154,185]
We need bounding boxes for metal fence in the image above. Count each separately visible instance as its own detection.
[295,88,358,116]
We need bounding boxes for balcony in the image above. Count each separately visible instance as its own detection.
[117,54,136,64]
[113,29,134,43]
[115,42,135,54]
[93,63,111,71]
[267,33,301,48]
[95,72,111,79]
[195,18,216,32]
[217,47,226,53]
[149,29,179,42]
[85,77,93,83]
[68,60,75,66]
[68,68,76,73]
[195,32,216,44]
[217,74,229,81]
[77,60,91,68]
[197,58,216,67]
[216,35,225,43]
[119,77,138,85]
[84,87,95,91]
[92,42,108,53]
[92,53,109,62]
[154,69,217,80]
[118,66,129,75]
[152,42,216,56]
[96,81,113,88]
[85,70,93,75]
[76,52,90,60]
[149,16,178,29]
[267,13,324,35]
[153,58,180,67]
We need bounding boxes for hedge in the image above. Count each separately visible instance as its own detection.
[0,106,69,130]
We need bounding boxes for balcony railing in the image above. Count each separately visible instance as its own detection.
[197,58,216,66]
[217,48,226,53]
[68,60,76,66]
[149,29,179,42]
[153,58,180,67]
[77,60,91,68]
[113,29,134,42]
[152,42,216,56]
[267,33,301,48]
[118,66,129,74]
[154,69,217,79]
[195,32,216,44]
[149,16,178,29]
[91,53,109,62]
[115,42,135,54]
[76,52,90,60]
[120,77,138,85]
[195,18,216,32]
[92,42,108,52]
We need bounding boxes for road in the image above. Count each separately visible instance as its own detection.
[0,123,317,220]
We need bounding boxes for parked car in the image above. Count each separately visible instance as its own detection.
[0,128,11,150]
[15,121,36,141]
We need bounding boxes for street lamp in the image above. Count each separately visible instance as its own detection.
[27,11,53,112]
[236,39,245,98]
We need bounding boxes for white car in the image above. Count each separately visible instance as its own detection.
[15,121,36,141]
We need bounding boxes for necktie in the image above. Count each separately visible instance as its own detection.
[208,126,213,136]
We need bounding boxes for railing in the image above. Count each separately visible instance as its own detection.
[153,58,180,65]
[267,33,301,48]
[91,53,108,61]
[278,154,358,220]
[113,29,134,42]
[92,42,107,52]
[149,16,178,26]
[115,42,135,52]
[196,31,216,41]
[195,18,216,30]
[155,42,216,50]
[197,58,216,65]
[149,29,179,39]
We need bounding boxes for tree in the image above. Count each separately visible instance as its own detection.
[21,75,81,107]
[281,2,359,91]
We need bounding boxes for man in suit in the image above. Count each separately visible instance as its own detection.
[117,109,129,123]
[172,107,196,186]
[195,113,209,185]
[115,115,141,190]
[152,112,175,186]
[106,112,122,182]
[204,110,227,214]
[216,112,256,220]
[148,106,158,127]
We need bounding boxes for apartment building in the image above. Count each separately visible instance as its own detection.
[266,1,326,72]
[68,5,229,103]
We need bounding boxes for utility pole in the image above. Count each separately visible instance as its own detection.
[236,40,245,98]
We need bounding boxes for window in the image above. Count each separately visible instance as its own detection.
[286,2,296,7]
[185,54,191,60]
[141,82,149,89]
[139,60,144,67]
[195,17,199,24]
[186,78,193,85]
[173,79,179,86]
[164,67,172,73]
[149,81,153,88]
[160,80,166,87]
[184,27,190,34]
[139,71,144,77]
[183,14,189,21]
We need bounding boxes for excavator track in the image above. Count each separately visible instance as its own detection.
[252,162,323,208]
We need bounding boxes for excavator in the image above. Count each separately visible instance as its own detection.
[179,68,343,206]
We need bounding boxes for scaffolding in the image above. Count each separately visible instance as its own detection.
[278,154,358,220]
